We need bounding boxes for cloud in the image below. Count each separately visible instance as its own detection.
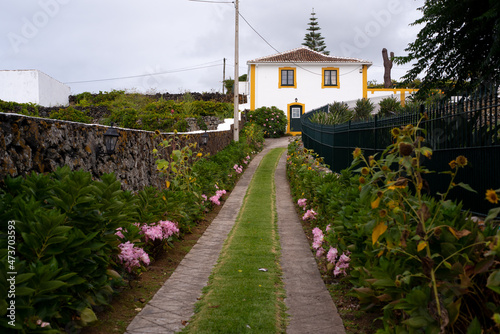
[0,0,424,94]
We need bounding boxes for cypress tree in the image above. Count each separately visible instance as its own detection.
[302,9,329,55]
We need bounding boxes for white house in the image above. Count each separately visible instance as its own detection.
[247,47,372,134]
[0,70,70,107]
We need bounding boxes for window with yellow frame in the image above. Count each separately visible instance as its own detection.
[322,67,339,88]
[279,67,296,88]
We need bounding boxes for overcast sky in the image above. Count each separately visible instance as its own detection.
[0,0,425,95]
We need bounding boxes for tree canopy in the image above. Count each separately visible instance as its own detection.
[302,9,329,55]
[395,0,500,95]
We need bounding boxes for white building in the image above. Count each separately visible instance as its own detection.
[0,70,70,107]
[247,47,372,134]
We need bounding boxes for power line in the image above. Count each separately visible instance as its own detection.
[238,11,279,54]
[188,0,233,3]
[238,10,323,76]
[64,61,222,84]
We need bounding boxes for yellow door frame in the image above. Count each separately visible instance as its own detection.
[287,102,305,135]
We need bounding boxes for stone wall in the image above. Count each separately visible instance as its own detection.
[0,113,234,191]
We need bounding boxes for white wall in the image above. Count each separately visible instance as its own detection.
[251,63,365,114]
[37,71,71,107]
[0,70,39,105]
[0,70,70,107]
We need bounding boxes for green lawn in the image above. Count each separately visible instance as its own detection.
[183,148,287,333]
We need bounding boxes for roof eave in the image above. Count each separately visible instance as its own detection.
[247,61,373,67]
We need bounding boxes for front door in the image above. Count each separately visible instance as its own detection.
[289,104,303,133]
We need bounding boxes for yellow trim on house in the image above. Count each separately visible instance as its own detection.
[367,88,419,107]
[250,64,256,110]
[279,67,297,88]
[321,67,340,89]
[286,102,305,134]
[362,65,368,99]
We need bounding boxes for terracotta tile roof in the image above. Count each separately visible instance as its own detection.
[247,47,372,65]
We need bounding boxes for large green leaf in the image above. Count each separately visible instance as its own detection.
[15,273,35,284]
[402,315,431,328]
[487,270,500,294]
[15,286,35,296]
[38,280,67,293]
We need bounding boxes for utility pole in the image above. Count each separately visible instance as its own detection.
[222,58,226,93]
[233,0,239,141]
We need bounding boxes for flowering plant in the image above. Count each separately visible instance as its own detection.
[247,106,287,138]
[302,209,317,221]
[311,226,351,277]
[210,189,227,206]
[117,241,151,273]
[115,219,180,273]
[286,120,500,333]
[233,164,243,174]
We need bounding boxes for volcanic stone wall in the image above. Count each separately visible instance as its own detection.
[0,113,234,191]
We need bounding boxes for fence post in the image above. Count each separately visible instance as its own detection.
[374,114,378,153]
[348,120,351,165]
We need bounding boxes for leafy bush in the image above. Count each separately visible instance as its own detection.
[240,122,264,152]
[247,106,287,138]
[286,121,500,333]
[329,101,351,115]
[378,96,403,117]
[49,107,92,123]
[0,99,39,117]
[309,103,353,125]
[72,90,125,105]
[353,98,375,120]
[0,132,262,331]
[0,168,137,331]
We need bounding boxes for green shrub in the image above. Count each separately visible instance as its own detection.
[241,122,264,151]
[173,118,188,132]
[309,103,353,125]
[73,90,125,105]
[0,132,261,331]
[353,98,375,120]
[378,96,402,117]
[329,101,351,115]
[247,106,287,138]
[196,116,208,131]
[0,100,39,117]
[286,122,500,333]
[49,107,92,123]
[0,168,137,331]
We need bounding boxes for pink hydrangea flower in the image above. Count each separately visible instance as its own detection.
[316,247,325,258]
[302,209,317,221]
[312,227,323,238]
[210,195,221,206]
[158,220,180,237]
[209,189,227,206]
[233,164,243,174]
[333,252,351,277]
[117,241,150,272]
[115,227,127,239]
[141,224,163,242]
[327,247,338,264]
[312,227,324,250]
[297,198,307,209]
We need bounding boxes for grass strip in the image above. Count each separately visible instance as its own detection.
[183,148,287,333]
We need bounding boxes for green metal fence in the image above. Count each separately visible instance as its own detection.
[301,87,500,216]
